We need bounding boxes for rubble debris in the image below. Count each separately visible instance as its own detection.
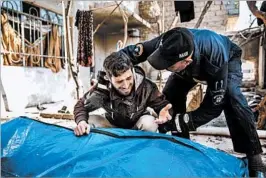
[253,95,266,130]
[191,127,266,139]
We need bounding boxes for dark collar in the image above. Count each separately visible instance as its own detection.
[109,85,135,101]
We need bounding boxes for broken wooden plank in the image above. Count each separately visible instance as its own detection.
[40,113,74,120]
[191,127,266,139]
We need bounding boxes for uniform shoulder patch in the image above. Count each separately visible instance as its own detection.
[134,43,144,56]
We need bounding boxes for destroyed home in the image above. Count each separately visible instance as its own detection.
[1,1,266,177]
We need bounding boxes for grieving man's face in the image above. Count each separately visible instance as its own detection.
[110,69,134,96]
[167,54,193,72]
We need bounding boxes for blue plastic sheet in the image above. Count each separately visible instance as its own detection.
[1,117,248,177]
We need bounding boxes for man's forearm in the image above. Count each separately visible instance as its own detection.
[120,34,162,65]
[74,98,89,124]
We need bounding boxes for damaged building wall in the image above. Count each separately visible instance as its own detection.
[139,1,228,36]
[242,38,260,83]
[1,66,68,111]
[161,1,261,33]
[138,1,262,37]
[176,1,228,33]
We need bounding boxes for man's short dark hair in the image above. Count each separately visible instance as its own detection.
[103,51,133,77]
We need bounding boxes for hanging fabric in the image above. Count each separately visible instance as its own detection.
[174,1,195,23]
[1,12,23,66]
[44,24,62,73]
[75,10,93,67]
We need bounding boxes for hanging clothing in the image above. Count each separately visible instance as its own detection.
[75,10,94,67]
[43,24,62,73]
[174,1,195,23]
[1,12,22,66]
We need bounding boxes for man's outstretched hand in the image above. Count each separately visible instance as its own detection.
[155,104,172,124]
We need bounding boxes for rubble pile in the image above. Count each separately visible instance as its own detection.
[202,88,266,130]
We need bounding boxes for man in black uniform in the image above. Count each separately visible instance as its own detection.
[120,27,266,177]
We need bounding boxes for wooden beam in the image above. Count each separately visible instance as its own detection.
[40,112,74,120]
[258,36,265,88]
[194,1,213,28]
[93,1,123,35]
[191,127,266,139]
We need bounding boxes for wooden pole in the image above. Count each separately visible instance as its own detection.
[65,0,80,99]
[115,1,128,48]
[158,1,165,92]
[62,1,69,79]
[93,1,123,35]
[191,127,266,139]
[194,1,213,28]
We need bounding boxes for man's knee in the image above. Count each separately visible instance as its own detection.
[88,115,115,128]
[135,115,158,132]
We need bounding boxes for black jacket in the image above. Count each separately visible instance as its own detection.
[74,66,172,129]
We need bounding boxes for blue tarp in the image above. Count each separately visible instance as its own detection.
[1,117,248,177]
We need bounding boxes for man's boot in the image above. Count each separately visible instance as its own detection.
[248,154,266,177]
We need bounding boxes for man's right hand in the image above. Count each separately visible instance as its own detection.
[74,121,90,136]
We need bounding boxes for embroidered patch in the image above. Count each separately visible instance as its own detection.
[213,94,224,105]
[134,44,143,56]
[179,51,188,58]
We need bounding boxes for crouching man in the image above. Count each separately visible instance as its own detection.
[74,51,173,136]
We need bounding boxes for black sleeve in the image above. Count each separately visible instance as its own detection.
[74,90,108,124]
[120,35,162,65]
[74,95,88,124]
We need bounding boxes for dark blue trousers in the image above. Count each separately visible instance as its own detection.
[163,45,262,155]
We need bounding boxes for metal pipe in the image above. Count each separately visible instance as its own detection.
[1,51,66,59]
[1,6,62,26]
[21,20,26,66]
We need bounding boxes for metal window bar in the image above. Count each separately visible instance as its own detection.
[1,1,65,70]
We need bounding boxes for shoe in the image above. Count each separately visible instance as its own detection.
[249,170,266,177]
